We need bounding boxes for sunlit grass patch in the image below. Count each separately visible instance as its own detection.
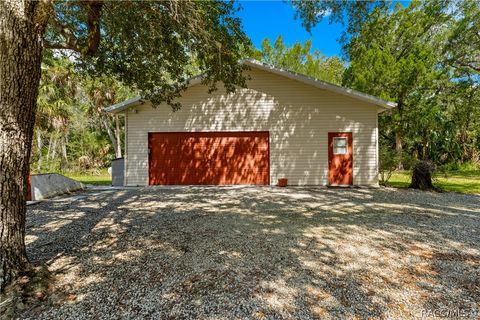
[387,170,480,194]
[64,169,111,186]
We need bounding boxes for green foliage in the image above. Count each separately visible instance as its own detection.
[438,161,480,174]
[255,35,345,84]
[46,1,252,110]
[379,146,409,185]
[32,55,137,174]
[292,0,480,184]
[36,52,76,132]
[444,0,480,74]
[342,1,480,166]
[344,1,448,100]
[291,0,389,47]
[67,127,112,171]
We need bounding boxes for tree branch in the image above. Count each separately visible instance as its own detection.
[47,16,82,52]
[83,0,103,56]
[31,0,54,31]
[455,60,480,72]
[44,1,103,55]
[43,40,79,51]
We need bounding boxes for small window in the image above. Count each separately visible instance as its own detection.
[333,137,348,155]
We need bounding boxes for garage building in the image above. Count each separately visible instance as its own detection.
[106,59,396,186]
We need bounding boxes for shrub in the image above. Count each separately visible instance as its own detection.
[379,147,406,185]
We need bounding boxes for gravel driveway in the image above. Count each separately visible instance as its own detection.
[20,186,480,319]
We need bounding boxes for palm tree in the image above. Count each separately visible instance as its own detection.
[35,55,76,171]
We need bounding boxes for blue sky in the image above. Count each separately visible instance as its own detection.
[236,1,345,57]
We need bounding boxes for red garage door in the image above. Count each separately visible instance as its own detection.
[148,132,269,185]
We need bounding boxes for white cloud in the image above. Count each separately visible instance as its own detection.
[316,9,332,18]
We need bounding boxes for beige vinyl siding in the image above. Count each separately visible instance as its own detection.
[125,68,379,186]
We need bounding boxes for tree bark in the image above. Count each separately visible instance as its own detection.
[62,136,68,161]
[50,135,57,161]
[36,130,43,171]
[114,115,122,158]
[395,130,403,169]
[60,135,68,171]
[0,1,45,291]
[410,161,436,191]
[395,99,404,170]
[100,113,121,158]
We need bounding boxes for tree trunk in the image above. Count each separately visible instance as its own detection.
[410,161,436,191]
[59,136,68,171]
[47,135,52,160]
[100,113,121,158]
[62,136,68,161]
[0,1,44,292]
[395,98,404,170]
[36,130,43,171]
[50,135,57,161]
[395,130,403,169]
[115,115,122,158]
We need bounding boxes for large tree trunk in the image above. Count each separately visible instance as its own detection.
[0,1,44,292]
[410,161,437,191]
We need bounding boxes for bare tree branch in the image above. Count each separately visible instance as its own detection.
[43,40,78,51]
[47,15,82,52]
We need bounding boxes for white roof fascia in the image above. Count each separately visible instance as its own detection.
[104,96,145,114]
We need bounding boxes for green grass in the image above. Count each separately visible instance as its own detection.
[63,168,480,193]
[64,169,112,186]
[387,170,480,194]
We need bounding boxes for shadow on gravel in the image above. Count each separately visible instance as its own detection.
[23,186,480,319]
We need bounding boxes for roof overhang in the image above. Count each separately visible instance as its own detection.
[104,96,145,114]
[105,59,396,113]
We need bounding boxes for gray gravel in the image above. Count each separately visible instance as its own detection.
[20,186,480,319]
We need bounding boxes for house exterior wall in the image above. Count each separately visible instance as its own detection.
[124,68,379,186]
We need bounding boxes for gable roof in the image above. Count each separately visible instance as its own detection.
[105,59,396,113]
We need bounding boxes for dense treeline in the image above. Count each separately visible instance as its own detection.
[34,1,479,177]
[344,1,480,174]
[33,52,136,173]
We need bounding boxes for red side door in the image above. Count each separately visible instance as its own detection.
[328,132,353,185]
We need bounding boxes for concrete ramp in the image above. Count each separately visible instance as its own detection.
[31,173,85,200]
